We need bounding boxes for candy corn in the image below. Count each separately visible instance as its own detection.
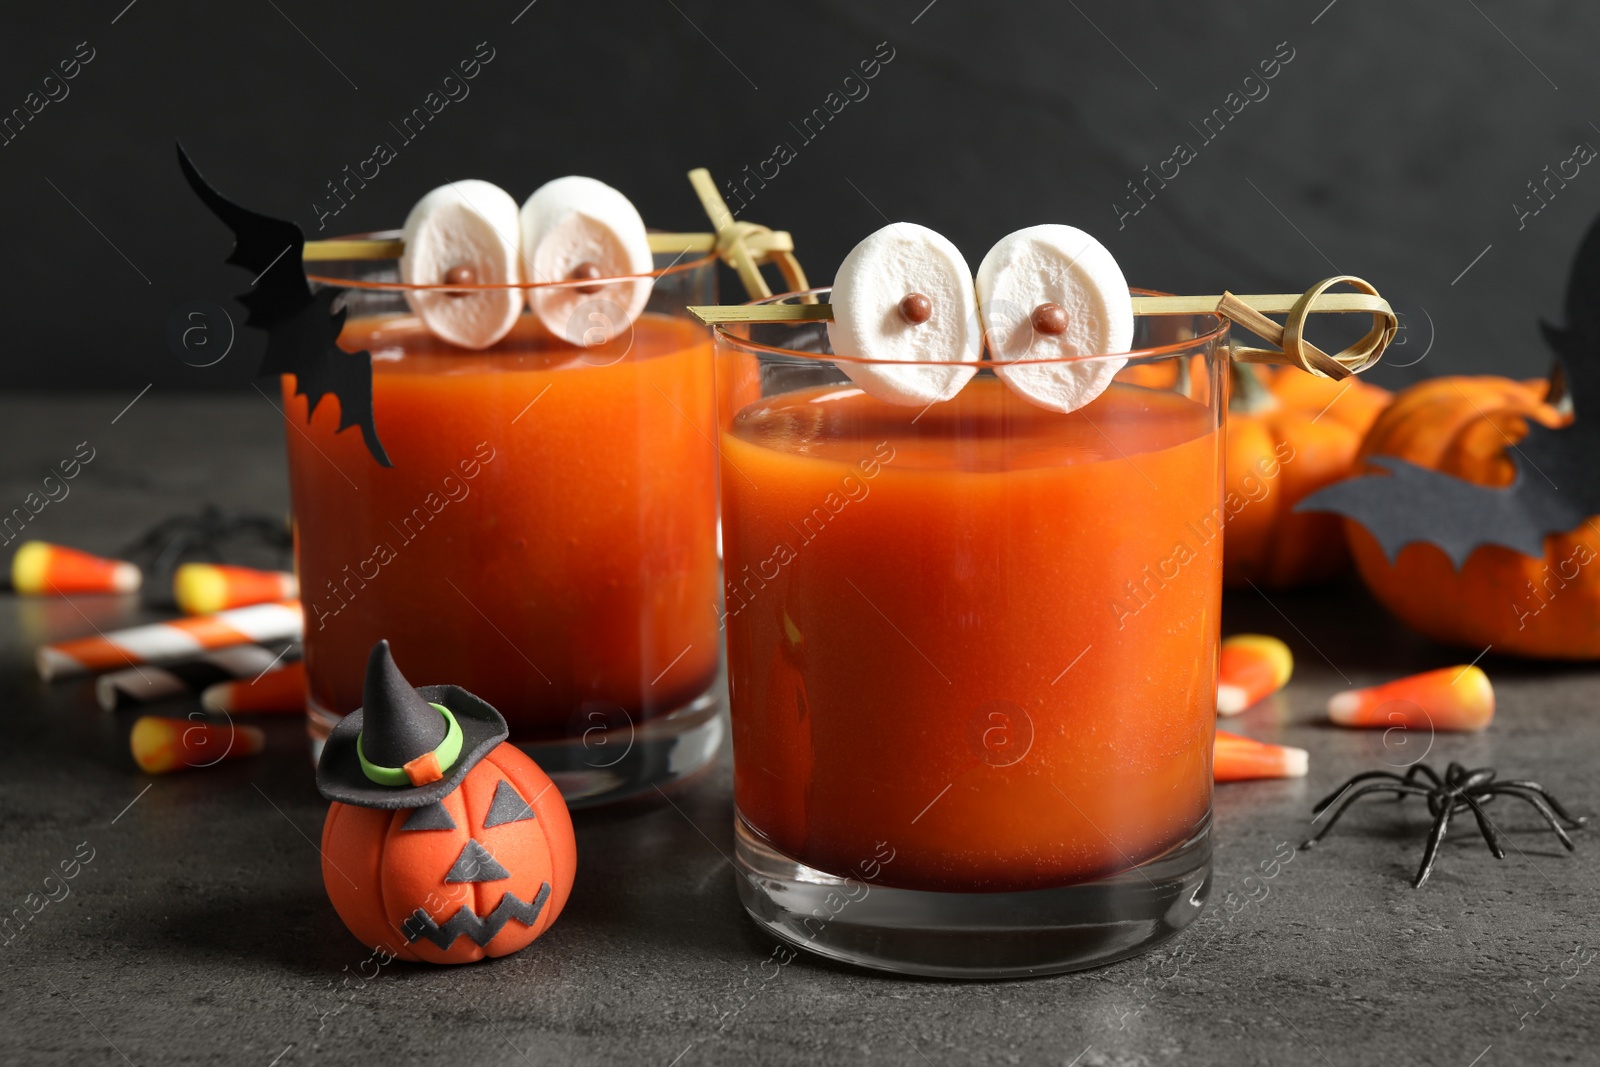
[1327,666,1494,733]
[1215,729,1308,782]
[1217,634,1293,715]
[130,715,265,774]
[201,661,307,715]
[174,563,298,615]
[95,645,297,711]
[11,541,141,596]
[36,600,302,681]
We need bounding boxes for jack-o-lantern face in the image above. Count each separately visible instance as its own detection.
[321,742,576,964]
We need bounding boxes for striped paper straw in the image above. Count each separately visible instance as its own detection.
[37,600,303,681]
[94,643,300,711]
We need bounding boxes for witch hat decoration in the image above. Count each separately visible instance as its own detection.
[316,640,509,809]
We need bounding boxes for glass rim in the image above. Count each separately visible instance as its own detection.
[714,287,1230,368]
[304,229,720,292]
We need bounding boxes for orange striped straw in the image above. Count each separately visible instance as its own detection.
[96,645,294,711]
[201,661,307,715]
[37,600,302,681]
[1215,728,1308,781]
[130,715,265,774]
[174,563,298,615]
[1218,634,1294,715]
[1327,666,1495,733]
[12,541,141,596]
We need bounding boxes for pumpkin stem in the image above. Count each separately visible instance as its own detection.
[1229,358,1280,415]
[1546,358,1572,417]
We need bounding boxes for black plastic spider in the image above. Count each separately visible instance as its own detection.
[1302,762,1586,888]
[119,506,292,606]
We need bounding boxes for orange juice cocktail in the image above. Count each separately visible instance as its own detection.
[715,292,1226,977]
[285,251,725,806]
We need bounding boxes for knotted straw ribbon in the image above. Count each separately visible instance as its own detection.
[685,168,810,301]
[1213,275,1396,380]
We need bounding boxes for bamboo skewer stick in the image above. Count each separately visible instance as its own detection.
[302,233,730,261]
[299,169,807,304]
[687,292,1390,322]
[302,238,405,261]
[687,275,1398,379]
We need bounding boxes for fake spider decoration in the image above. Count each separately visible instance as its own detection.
[119,506,292,606]
[1302,762,1586,888]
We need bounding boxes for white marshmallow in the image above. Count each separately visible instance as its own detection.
[520,176,653,347]
[976,225,1133,413]
[825,223,981,407]
[399,180,524,350]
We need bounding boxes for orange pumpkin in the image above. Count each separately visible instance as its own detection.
[1345,374,1600,658]
[321,742,576,963]
[1223,365,1390,587]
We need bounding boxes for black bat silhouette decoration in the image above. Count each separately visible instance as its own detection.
[177,143,391,467]
[1297,212,1600,567]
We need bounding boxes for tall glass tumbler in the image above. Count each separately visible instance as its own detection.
[713,289,1227,976]
[284,241,724,807]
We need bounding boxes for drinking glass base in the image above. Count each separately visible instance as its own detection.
[514,684,726,809]
[307,675,726,810]
[734,811,1211,979]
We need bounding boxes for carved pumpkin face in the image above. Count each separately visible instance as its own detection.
[320,742,576,964]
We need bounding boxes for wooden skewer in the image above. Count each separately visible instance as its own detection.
[302,238,405,261]
[689,276,1398,379]
[687,291,1391,324]
[302,231,742,262]
[300,170,809,306]
[690,303,836,323]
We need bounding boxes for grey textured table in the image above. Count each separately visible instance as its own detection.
[3,395,1596,1066]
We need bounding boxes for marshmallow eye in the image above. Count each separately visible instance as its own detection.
[399,180,525,350]
[825,222,982,407]
[975,224,1135,414]
[520,176,654,348]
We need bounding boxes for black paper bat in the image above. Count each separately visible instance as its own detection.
[177,143,391,467]
[1298,213,1600,567]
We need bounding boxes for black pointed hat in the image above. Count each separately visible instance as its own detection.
[316,640,509,809]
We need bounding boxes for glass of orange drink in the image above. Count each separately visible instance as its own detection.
[284,241,725,807]
[714,288,1226,976]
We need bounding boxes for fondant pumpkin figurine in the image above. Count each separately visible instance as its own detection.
[316,641,576,963]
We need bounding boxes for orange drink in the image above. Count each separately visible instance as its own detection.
[725,378,1219,890]
[284,252,725,806]
[715,291,1227,976]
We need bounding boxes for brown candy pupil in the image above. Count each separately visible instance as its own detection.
[442,265,476,294]
[571,261,605,294]
[899,292,933,325]
[1031,302,1069,336]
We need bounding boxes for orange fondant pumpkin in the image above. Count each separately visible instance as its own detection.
[1223,365,1390,587]
[321,742,576,964]
[1345,374,1600,657]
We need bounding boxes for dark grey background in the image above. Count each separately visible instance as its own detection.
[5,0,1596,391]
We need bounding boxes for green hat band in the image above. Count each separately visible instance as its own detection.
[357,703,463,787]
